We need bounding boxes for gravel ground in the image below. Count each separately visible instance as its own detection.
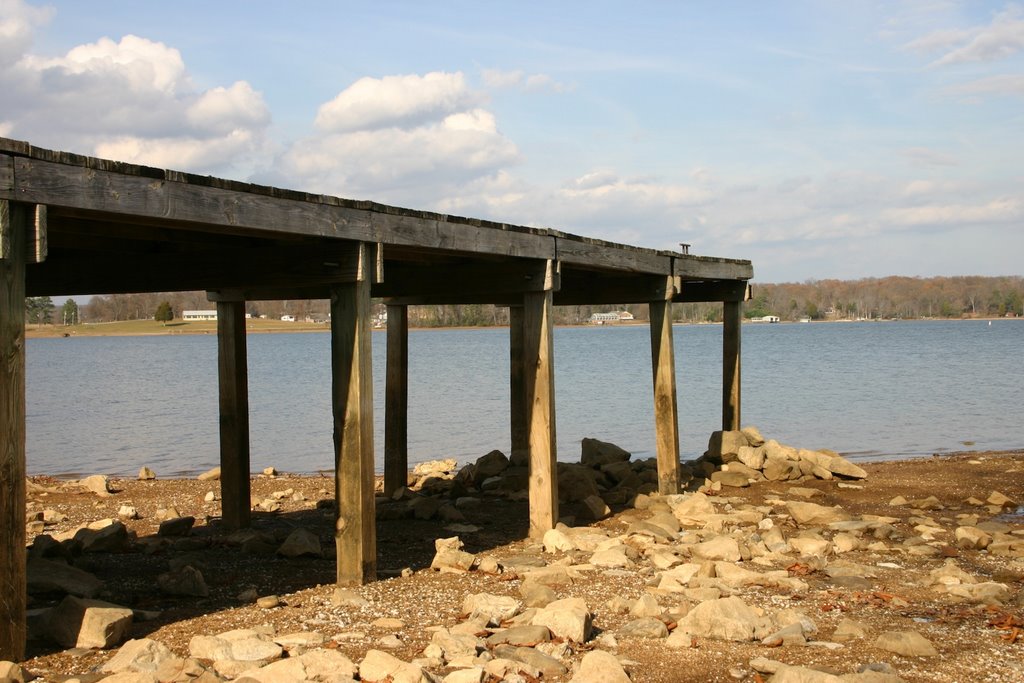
[17,449,1024,682]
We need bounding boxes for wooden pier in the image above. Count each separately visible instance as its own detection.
[0,137,752,660]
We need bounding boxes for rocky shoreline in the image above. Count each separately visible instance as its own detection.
[7,432,1024,682]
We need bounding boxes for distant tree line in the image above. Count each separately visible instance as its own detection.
[65,275,1023,327]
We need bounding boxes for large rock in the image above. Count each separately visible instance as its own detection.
[581,438,631,467]
[618,617,668,639]
[101,638,176,673]
[532,597,592,643]
[491,645,567,678]
[690,536,741,562]
[486,625,551,647]
[0,661,34,683]
[189,629,283,664]
[821,452,867,479]
[675,596,772,642]
[49,596,134,649]
[241,649,357,682]
[79,474,112,496]
[462,593,521,626]
[474,450,510,480]
[707,430,748,462]
[276,528,322,558]
[359,650,432,683]
[558,464,601,502]
[27,558,103,598]
[786,501,851,526]
[430,536,477,572]
[874,630,938,657]
[157,565,209,597]
[569,650,631,683]
[75,520,129,553]
[669,492,717,525]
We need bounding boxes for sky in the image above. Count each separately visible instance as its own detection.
[1,0,1022,283]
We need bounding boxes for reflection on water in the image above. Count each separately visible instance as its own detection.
[26,319,1023,477]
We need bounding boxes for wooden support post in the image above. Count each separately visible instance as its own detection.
[331,245,376,585]
[217,300,251,531]
[509,305,527,458]
[0,200,28,661]
[649,298,681,494]
[522,289,557,537]
[383,304,408,497]
[723,300,742,431]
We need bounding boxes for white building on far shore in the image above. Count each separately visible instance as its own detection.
[182,310,217,321]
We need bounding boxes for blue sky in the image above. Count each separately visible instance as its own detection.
[2,0,1022,283]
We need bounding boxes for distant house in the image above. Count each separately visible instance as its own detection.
[751,315,780,323]
[281,315,296,322]
[182,310,217,321]
[589,310,635,324]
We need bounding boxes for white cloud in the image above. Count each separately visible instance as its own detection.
[901,147,959,167]
[909,5,1024,66]
[0,0,52,66]
[314,71,479,133]
[943,73,1024,97]
[0,25,273,176]
[884,198,1022,226]
[482,68,569,92]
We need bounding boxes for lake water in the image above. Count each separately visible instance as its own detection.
[25,319,1023,477]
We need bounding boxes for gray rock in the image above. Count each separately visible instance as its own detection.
[581,438,631,467]
[430,629,482,661]
[823,453,867,479]
[359,649,431,683]
[492,645,567,677]
[197,466,221,481]
[332,588,370,608]
[75,520,129,553]
[558,464,601,502]
[786,501,851,526]
[618,617,668,639]
[710,470,750,487]
[0,661,33,683]
[675,596,773,642]
[707,430,748,462]
[873,630,939,657]
[430,536,477,572]
[462,593,521,626]
[101,638,176,673]
[486,625,551,646]
[532,597,592,643]
[581,494,611,521]
[475,450,510,479]
[27,558,104,598]
[49,595,134,649]
[157,565,209,597]
[519,582,556,608]
[79,474,112,496]
[189,629,283,663]
[157,516,195,537]
[569,650,631,683]
[832,618,867,642]
[276,528,322,558]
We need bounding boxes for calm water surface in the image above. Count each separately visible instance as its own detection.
[26,319,1023,477]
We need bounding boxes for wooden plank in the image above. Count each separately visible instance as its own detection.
[0,155,13,194]
[674,279,748,303]
[330,258,376,585]
[509,306,527,458]
[554,273,676,305]
[26,241,362,296]
[27,205,46,263]
[523,288,558,537]
[554,235,672,274]
[374,259,555,299]
[649,297,681,495]
[0,200,8,260]
[675,255,753,280]
[217,300,251,531]
[722,300,742,430]
[13,156,554,261]
[383,305,408,497]
[0,202,27,661]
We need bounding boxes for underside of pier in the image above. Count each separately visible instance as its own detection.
[0,137,752,660]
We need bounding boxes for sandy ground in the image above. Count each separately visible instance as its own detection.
[17,450,1024,682]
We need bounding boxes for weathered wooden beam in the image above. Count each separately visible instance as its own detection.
[649,297,681,495]
[217,300,251,531]
[330,252,376,585]
[554,235,672,275]
[674,279,749,303]
[11,155,554,260]
[723,300,742,431]
[0,202,27,661]
[509,306,527,459]
[554,273,677,305]
[27,242,362,296]
[209,286,331,302]
[383,305,408,497]
[375,259,557,299]
[0,155,12,194]
[675,255,753,281]
[523,288,558,537]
